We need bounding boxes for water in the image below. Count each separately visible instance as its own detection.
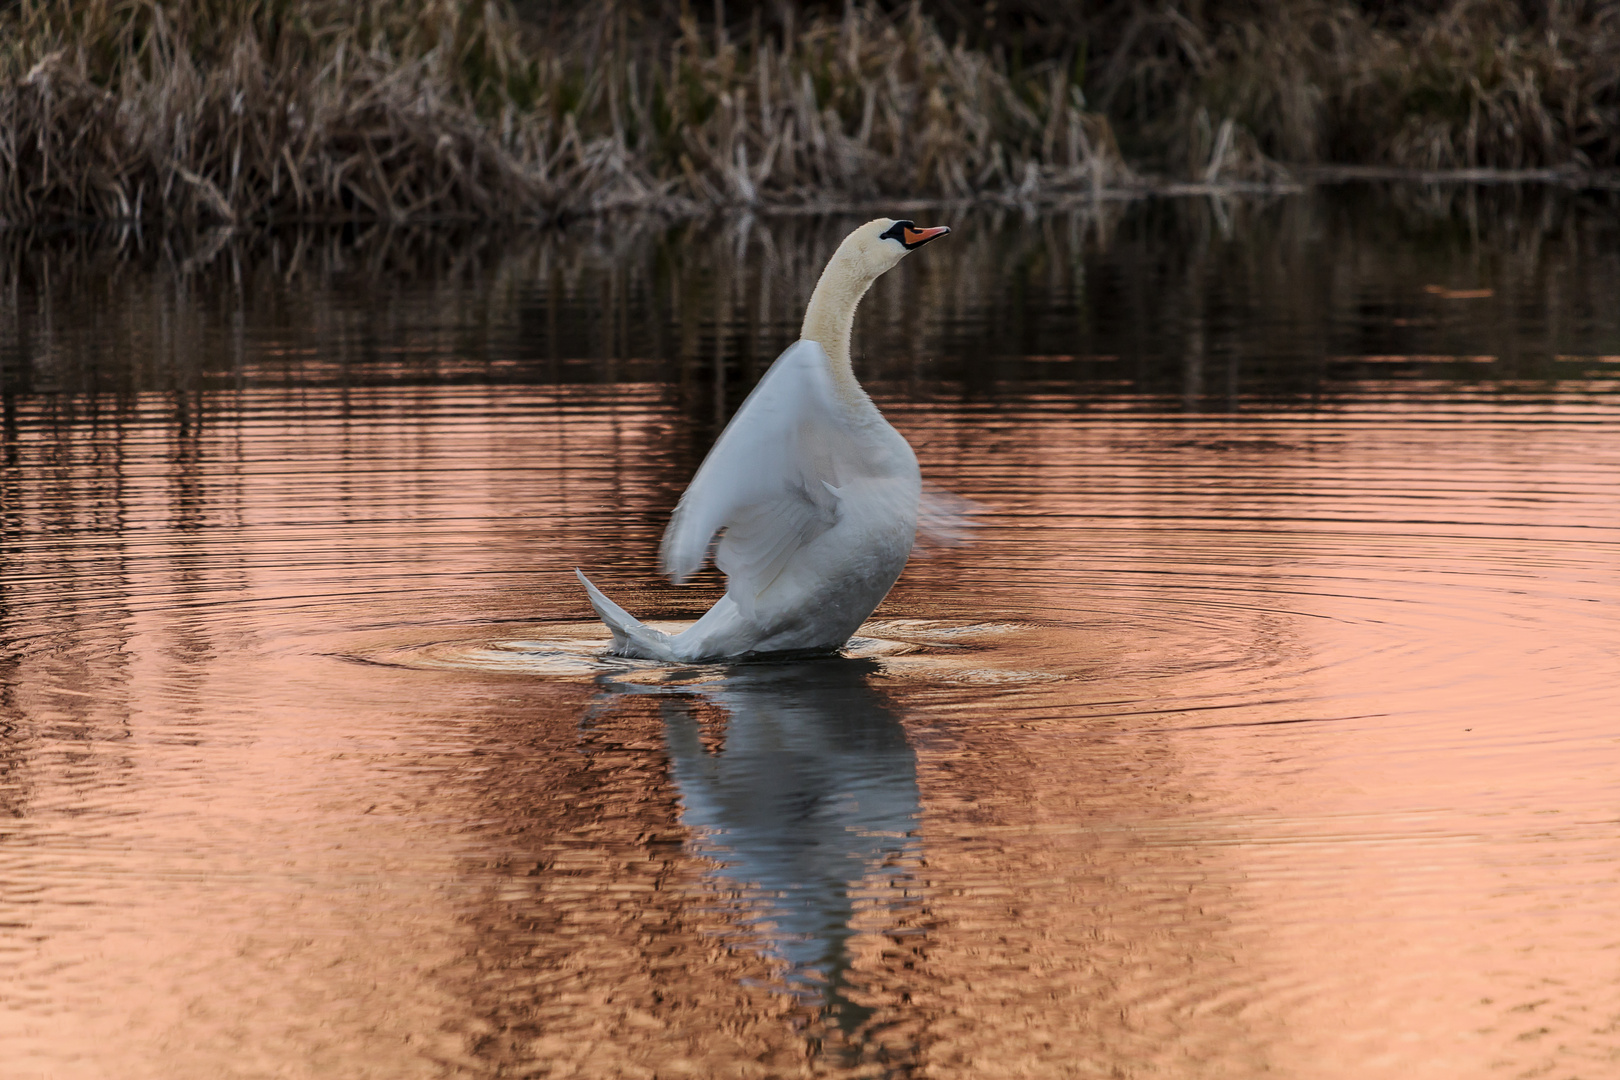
[2,186,1618,1079]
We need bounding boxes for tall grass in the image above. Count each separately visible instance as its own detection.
[1,0,1617,227]
[0,0,579,225]
[0,0,1127,226]
[1060,0,1620,175]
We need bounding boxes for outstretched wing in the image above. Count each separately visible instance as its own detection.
[659,340,855,611]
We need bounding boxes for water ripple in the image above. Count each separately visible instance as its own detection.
[3,204,1620,1077]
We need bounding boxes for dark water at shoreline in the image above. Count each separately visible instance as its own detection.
[2,186,1618,1079]
[7,182,1619,405]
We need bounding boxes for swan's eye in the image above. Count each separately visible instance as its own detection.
[879,220,915,245]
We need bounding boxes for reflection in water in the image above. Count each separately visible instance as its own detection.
[5,184,1619,421]
[604,659,921,1031]
[0,191,1618,1078]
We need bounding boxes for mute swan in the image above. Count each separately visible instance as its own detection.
[575,217,952,661]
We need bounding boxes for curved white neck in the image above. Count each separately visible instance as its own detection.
[799,247,878,396]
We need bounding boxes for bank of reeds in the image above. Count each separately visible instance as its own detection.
[0,0,1129,226]
[2,0,1618,228]
[1,0,603,225]
[1157,0,1620,174]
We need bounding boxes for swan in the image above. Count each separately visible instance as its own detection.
[575,217,952,661]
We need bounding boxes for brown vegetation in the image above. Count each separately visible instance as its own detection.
[1,0,1617,227]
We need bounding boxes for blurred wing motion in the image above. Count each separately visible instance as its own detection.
[661,340,864,611]
[916,482,984,549]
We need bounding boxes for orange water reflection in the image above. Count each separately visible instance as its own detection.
[0,380,1617,1078]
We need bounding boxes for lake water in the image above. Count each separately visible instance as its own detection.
[1,186,1618,1079]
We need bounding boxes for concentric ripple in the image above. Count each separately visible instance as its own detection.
[357,616,1046,683]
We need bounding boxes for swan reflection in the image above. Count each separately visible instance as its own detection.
[600,657,921,1021]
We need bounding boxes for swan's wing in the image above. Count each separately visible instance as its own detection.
[710,483,838,617]
[915,483,984,548]
[660,340,852,605]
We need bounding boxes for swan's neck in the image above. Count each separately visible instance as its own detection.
[800,250,877,399]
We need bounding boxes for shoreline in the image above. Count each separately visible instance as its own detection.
[3,166,1617,234]
[5,2,1619,230]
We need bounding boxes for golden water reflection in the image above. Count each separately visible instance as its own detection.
[2,374,1615,1077]
[4,184,1620,1077]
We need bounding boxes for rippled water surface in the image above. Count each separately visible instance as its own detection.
[2,188,1619,1079]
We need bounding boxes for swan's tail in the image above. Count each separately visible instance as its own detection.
[574,569,679,661]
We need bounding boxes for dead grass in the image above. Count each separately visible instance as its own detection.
[1340,0,1620,171]
[1,0,1617,227]
[0,0,594,225]
[0,0,1130,226]
[614,4,1131,207]
[1117,0,1620,175]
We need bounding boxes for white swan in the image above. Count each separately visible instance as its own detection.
[575,217,952,661]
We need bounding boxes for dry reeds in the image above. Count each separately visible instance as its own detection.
[600,4,1132,207]
[1335,0,1620,171]
[0,0,591,225]
[2,0,1617,228]
[1107,0,1620,175]
[0,0,1129,227]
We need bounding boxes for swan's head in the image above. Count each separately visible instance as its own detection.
[801,217,950,355]
[842,217,951,279]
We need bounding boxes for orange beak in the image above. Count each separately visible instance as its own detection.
[901,225,951,248]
